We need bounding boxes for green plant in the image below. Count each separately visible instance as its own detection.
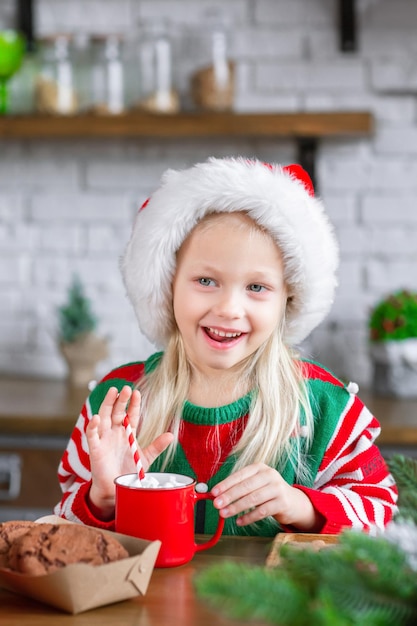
[195,454,417,626]
[195,529,417,626]
[195,454,417,625]
[58,275,97,343]
[369,290,417,342]
[388,454,417,525]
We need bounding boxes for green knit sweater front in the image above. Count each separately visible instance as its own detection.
[88,353,344,537]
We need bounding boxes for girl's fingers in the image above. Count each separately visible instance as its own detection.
[111,385,134,425]
[212,464,265,507]
[142,433,174,470]
[98,387,120,429]
[86,413,101,451]
[126,389,141,431]
[217,484,275,519]
[236,499,276,526]
[86,413,98,437]
[211,464,287,523]
[94,385,135,437]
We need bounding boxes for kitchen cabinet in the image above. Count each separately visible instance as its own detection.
[0,377,86,521]
[0,442,66,516]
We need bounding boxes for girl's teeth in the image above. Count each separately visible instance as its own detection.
[207,327,241,338]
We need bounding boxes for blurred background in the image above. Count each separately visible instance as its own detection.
[1,0,417,388]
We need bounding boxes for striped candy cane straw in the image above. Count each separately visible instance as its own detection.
[123,414,145,481]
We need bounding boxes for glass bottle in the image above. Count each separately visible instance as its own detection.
[8,41,39,114]
[190,9,235,111]
[89,34,127,115]
[72,33,91,112]
[135,19,179,114]
[35,34,79,115]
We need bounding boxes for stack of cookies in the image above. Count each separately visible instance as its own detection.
[0,520,128,575]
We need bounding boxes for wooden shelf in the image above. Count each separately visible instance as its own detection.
[0,111,373,140]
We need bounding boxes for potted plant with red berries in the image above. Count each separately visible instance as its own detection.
[58,275,108,388]
[369,289,417,397]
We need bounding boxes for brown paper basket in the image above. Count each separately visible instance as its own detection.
[0,515,161,614]
[266,532,339,568]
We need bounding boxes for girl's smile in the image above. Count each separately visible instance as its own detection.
[172,212,287,382]
[202,325,247,349]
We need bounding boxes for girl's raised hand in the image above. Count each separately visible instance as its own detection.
[211,463,324,532]
[86,385,173,519]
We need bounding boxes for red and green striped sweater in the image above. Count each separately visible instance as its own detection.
[54,353,398,536]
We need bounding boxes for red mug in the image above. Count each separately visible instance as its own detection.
[114,472,225,567]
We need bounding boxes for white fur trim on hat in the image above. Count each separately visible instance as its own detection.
[121,157,339,347]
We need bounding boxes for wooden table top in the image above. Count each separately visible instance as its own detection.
[359,389,417,446]
[0,536,271,626]
[0,377,88,436]
[0,376,416,445]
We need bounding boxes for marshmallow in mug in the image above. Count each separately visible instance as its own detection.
[126,473,190,489]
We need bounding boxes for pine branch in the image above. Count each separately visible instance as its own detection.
[388,455,417,493]
[195,530,417,626]
[382,520,417,573]
[194,561,309,626]
[335,532,417,599]
[388,455,417,525]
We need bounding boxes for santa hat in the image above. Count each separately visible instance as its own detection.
[121,157,339,347]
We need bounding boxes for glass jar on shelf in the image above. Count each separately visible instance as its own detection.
[135,19,179,114]
[72,33,91,112]
[89,34,129,115]
[190,8,235,112]
[8,36,39,114]
[35,34,79,115]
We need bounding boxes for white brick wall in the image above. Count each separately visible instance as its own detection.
[1,0,417,387]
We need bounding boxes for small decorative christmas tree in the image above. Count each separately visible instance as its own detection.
[58,275,108,388]
[58,275,97,343]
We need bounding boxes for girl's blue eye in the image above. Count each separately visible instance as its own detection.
[198,278,214,287]
[249,284,265,293]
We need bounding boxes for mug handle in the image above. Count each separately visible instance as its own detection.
[193,491,225,553]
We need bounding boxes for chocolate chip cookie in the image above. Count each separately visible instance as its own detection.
[7,523,129,575]
[0,520,37,568]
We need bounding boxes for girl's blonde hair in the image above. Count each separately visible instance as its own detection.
[136,212,314,481]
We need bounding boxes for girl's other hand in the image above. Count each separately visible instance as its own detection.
[211,463,324,532]
[86,386,173,519]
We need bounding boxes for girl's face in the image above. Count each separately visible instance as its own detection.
[172,212,287,379]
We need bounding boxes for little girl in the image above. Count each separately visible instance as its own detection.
[55,157,397,536]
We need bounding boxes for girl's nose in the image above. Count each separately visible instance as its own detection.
[212,290,243,319]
